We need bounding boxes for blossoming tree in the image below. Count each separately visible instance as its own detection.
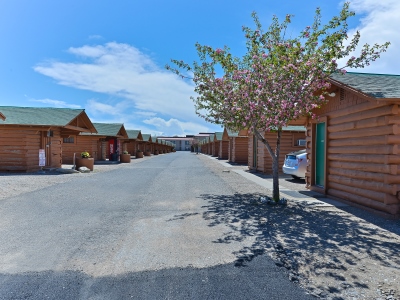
[166,3,389,201]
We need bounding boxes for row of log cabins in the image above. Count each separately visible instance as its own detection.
[199,72,400,217]
[200,129,250,165]
[1,72,400,216]
[0,106,174,172]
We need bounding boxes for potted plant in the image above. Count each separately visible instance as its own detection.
[76,151,94,171]
[144,149,151,156]
[120,150,131,163]
[136,149,143,158]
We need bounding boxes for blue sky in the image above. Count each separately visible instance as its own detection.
[0,0,398,136]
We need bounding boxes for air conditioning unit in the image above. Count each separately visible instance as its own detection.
[297,139,306,146]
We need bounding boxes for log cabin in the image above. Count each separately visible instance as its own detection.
[202,136,211,155]
[0,106,96,172]
[138,134,153,154]
[166,141,174,152]
[306,72,400,216]
[160,139,172,153]
[211,133,221,157]
[215,131,229,159]
[155,138,163,154]
[206,134,214,155]
[223,128,249,164]
[248,126,306,174]
[200,139,206,154]
[124,130,143,155]
[62,123,128,163]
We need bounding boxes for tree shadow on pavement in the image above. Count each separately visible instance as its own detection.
[193,193,400,300]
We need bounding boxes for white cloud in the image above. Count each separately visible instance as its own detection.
[88,35,103,40]
[143,117,215,136]
[29,98,81,109]
[342,0,400,74]
[34,42,197,120]
[83,99,218,136]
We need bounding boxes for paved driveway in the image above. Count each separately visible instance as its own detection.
[0,152,312,299]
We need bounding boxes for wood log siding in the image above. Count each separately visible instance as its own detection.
[231,137,248,164]
[306,93,400,215]
[62,136,99,164]
[248,131,305,174]
[219,141,229,159]
[212,142,219,157]
[126,141,138,155]
[328,115,399,133]
[329,135,400,147]
[0,127,62,172]
[327,153,400,164]
[328,145,399,155]
[328,104,397,126]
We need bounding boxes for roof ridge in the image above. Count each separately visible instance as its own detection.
[0,106,83,110]
[335,71,400,77]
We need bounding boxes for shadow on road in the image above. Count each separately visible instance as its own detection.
[171,192,400,299]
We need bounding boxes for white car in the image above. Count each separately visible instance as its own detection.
[282,149,307,179]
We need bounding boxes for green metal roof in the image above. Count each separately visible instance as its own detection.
[330,72,400,99]
[126,129,141,139]
[141,134,152,142]
[282,126,306,132]
[226,129,239,137]
[81,123,124,136]
[214,132,224,141]
[0,106,86,126]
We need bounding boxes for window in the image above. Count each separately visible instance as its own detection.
[63,137,75,143]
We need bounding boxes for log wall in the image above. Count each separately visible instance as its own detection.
[219,140,229,159]
[62,135,99,164]
[212,142,219,157]
[231,137,248,164]
[123,140,138,156]
[0,127,62,172]
[248,132,305,173]
[260,132,305,174]
[306,89,400,216]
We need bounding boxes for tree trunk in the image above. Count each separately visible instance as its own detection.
[253,128,282,202]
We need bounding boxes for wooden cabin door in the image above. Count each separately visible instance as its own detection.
[41,131,51,167]
[315,123,326,187]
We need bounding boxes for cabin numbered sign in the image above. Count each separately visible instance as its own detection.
[39,149,46,167]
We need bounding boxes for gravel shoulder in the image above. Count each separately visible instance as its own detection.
[0,156,152,201]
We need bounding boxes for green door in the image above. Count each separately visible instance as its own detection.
[315,123,326,187]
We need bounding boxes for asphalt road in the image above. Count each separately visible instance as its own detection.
[0,152,313,300]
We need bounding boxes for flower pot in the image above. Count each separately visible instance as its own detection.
[120,153,131,163]
[144,151,151,156]
[136,152,143,158]
[75,157,94,171]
